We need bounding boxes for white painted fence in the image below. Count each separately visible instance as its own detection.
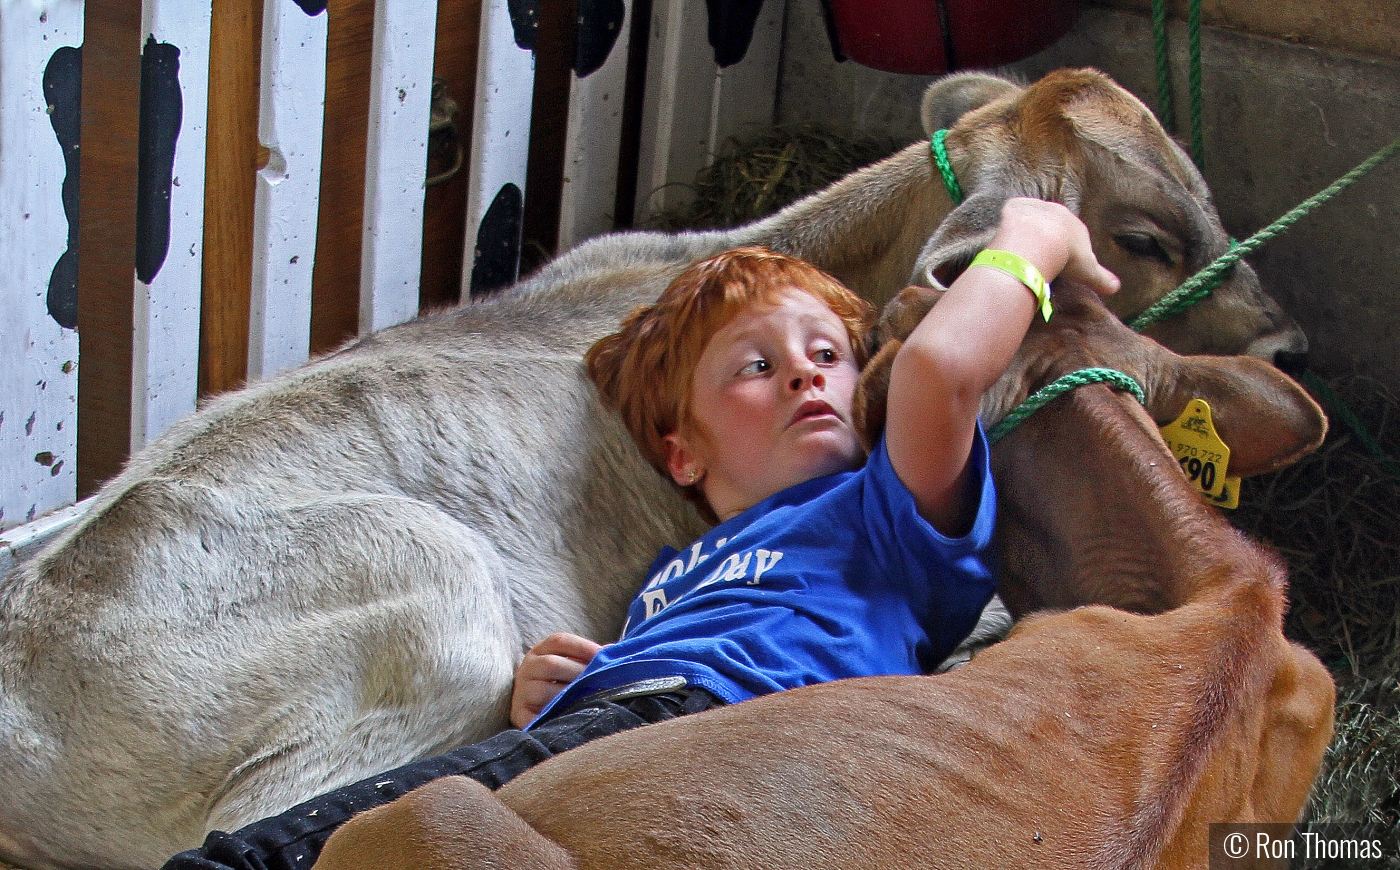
[1,0,85,537]
[0,0,785,566]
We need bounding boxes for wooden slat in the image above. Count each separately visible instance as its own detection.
[77,0,142,496]
[132,0,212,449]
[0,0,84,530]
[418,0,482,312]
[358,0,438,333]
[517,0,576,270]
[248,0,329,379]
[309,0,373,355]
[0,499,90,576]
[200,0,264,396]
[711,0,784,147]
[555,0,632,251]
[611,0,654,229]
[463,0,537,293]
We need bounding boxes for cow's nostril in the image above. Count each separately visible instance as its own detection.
[1274,349,1309,377]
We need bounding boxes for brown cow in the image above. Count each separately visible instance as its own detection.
[311,283,1334,870]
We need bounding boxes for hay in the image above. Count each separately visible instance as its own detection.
[1231,373,1400,857]
[642,124,900,231]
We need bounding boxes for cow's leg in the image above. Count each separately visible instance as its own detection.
[190,495,528,833]
[168,725,585,870]
[171,681,699,870]
[315,775,576,870]
[0,490,531,870]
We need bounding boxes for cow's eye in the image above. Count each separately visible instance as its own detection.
[1114,232,1173,265]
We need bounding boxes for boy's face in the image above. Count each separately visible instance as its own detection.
[665,288,863,521]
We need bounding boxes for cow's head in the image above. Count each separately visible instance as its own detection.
[855,281,1326,617]
[916,68,1308,368]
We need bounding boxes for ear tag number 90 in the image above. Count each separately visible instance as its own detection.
[1160,399,1240,509]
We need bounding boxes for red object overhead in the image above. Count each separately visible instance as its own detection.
[825,0,1082,75]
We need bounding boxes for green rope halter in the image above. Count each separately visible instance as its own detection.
[930,129,964,205]
[1129,131,1400,331]
[988,368,1147,444]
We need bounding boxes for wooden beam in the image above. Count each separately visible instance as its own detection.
[310,0,373,354]
[77,0,142,496]
[200,0,263,397]
[418,0,482,312]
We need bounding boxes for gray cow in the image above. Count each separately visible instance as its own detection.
[0,69,1304,870]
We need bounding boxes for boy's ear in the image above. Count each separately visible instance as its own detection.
[663,433,702,486]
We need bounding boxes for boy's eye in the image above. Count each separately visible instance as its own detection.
[738,358,771,376]
[813,347,839,365]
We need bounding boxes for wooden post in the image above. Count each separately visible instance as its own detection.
[76,0,142,496]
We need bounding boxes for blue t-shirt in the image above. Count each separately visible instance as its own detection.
[531,427,998,725]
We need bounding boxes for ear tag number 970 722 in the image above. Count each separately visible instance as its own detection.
[1159,399,1241,509]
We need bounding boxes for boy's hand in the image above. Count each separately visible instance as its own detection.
[510,632,604,728]
[989,198,1120,297]
[885,198,1117,535]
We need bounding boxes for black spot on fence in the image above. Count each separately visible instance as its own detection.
[705,0,765,68]
[43,45,81,331]
[470,183,523,298]
[508,0,540,50]
[135,37,182,286]
[291,0,328,14]
[575,0,625,77]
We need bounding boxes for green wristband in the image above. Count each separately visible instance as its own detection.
[969,249,1053,322]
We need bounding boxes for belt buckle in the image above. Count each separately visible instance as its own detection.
[587,675,688,705]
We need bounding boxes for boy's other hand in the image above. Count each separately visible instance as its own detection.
[510,632,605,728]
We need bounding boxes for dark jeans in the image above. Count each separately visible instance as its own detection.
[164,687,722,870]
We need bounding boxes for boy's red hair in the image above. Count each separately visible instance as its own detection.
[585,246,874,516]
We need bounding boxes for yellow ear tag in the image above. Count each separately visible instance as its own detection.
[1159,399,1238,509]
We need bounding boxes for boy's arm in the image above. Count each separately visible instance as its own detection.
[509,632,604,728]
[884,198,1119,535]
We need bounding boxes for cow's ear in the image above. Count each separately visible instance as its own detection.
[853,339,902,453]
[914,190,1006,290]
[1148,355,1327,477]
[921,72,1021,135]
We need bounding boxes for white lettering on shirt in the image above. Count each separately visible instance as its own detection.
[641,588,670,618]
[638,546,788,622]
[753,549,784,584]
